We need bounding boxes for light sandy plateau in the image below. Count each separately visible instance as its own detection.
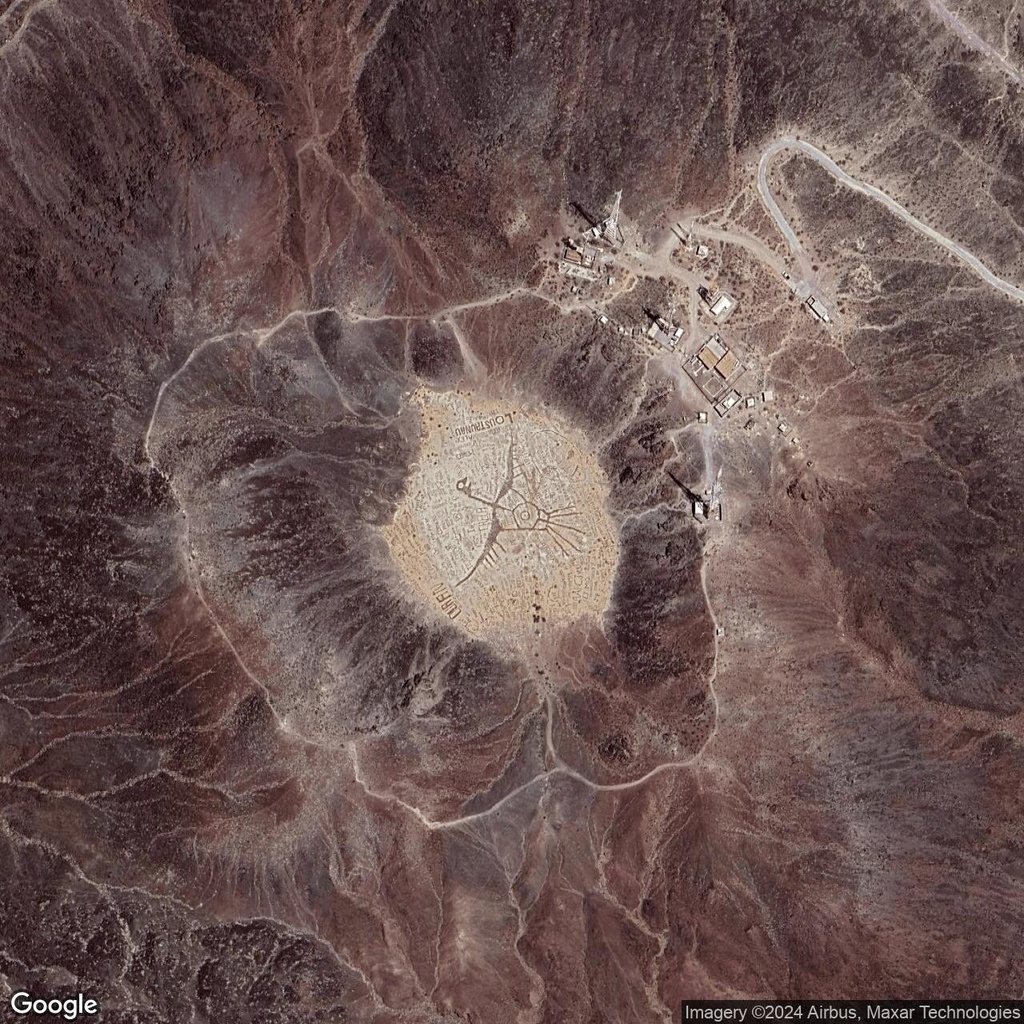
[382,388,619,647]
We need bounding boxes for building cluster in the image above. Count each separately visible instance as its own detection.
[560,238,598,279]
[595,311,648,340]
[583,189,624,247]
[646,314,684,350]
[592,305,688,353]
[560,190,626,282]
[693,474,723,522]
[684,333,747,416]
[572,193,807,525]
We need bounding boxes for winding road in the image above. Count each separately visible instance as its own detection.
[757,137,1024,304]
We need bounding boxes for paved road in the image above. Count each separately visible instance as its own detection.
[757,137,1024,304]
[924,0,1024,89]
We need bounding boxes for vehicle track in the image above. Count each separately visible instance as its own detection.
[757,137,1024,304]
[923,0,1024,89]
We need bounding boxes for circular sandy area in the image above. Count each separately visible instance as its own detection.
[382,389,618,645]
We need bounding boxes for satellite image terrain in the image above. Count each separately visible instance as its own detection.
[2,0,1024,1020]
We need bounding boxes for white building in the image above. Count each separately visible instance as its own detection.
[711,295,733,317]
[806,296,831,323]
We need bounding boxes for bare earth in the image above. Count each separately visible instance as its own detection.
[3,0,1024,1019]
[384,389,618,647]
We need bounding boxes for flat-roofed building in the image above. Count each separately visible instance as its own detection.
[704,291,737,322]
[698,346,720,370]
[806,295,831,323]
[714,391,741,417]
[715,350,739,379]
[705,336,727,361]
